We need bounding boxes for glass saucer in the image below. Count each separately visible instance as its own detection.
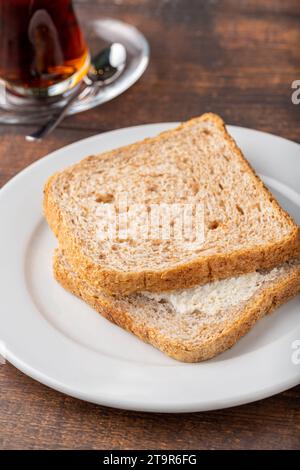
[0,18,149,124]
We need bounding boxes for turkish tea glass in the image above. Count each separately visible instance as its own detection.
[0,0,90,96]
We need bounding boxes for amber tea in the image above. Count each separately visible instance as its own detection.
[0,0,89,96]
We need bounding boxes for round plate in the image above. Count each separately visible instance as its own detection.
[0,18,149,124]
[0,123,300,412]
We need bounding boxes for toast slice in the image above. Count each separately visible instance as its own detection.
[54,250,300,362]
[45,113,300,295]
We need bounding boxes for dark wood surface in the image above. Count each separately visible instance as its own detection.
[0,0,299,450]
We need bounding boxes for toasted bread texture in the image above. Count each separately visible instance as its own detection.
[54,250,300,362]
[45,113,300,295]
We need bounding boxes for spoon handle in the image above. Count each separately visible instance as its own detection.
[26,83,86,142]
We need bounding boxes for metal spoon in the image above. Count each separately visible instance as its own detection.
[26,43,126,142]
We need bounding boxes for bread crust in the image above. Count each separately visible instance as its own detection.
[53,250,300,362]
[44,113,300,295]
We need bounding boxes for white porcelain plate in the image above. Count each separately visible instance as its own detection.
[0,123,300,412]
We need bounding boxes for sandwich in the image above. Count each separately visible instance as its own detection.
[44,113,300,362]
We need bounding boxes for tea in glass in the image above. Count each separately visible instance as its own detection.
[0,0,90,96]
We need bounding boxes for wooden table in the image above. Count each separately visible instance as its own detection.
[0,0,299,450]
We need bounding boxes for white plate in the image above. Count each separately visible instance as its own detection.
[0,123,300,413]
